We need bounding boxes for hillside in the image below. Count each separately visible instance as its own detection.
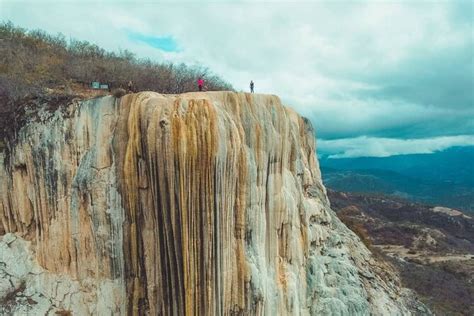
[0,21,232,144]
[329,190,474,315]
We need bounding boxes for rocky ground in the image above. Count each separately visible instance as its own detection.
[328,190,474,315]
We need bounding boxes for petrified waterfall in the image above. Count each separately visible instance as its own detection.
[0,92,422,315]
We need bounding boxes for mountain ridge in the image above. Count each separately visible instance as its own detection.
[321,146,474,213]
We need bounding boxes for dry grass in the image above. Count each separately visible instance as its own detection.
[0,21,233,146]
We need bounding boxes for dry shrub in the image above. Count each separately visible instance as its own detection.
[112,88,126,98]
[338,211,372,248]
[0,21,233,144]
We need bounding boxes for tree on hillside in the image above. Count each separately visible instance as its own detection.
[0,21,233,101]
[0,21,233,144]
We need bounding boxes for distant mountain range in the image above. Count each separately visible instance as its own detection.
[320,146,474,213]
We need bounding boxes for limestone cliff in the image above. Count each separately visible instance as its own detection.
[0,92,426,315]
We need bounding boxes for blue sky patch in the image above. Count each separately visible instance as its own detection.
[127,31,179,52]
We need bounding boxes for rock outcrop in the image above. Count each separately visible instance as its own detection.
[0,91,426,315]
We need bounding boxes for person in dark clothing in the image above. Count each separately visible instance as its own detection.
[127,81,134,93]
[250,80,254,93]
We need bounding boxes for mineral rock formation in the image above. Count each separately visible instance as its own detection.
[0,92,426,315]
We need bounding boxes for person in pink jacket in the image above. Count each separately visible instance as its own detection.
[198,77,204,91]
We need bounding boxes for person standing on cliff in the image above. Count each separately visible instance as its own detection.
[198,77,204,91]
[250,80,254,93]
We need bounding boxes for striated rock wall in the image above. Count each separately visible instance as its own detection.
[0,91,425,315]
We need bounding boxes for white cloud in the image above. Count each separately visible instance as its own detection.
[1,0,472,150]
[319,135,474,158]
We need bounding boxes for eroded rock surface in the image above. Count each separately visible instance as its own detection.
[0,233,123,315]
[0,91,426,315]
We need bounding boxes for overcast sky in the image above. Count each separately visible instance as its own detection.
[1,0,473,158]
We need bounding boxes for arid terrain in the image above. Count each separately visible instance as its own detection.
[329,190,474,315]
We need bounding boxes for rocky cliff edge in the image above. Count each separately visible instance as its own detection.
[0,91,428,315]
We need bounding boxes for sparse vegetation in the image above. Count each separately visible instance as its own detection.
[0,281,29,314]
[112,88,127,98]
[337,208,372,248]
[0,21,233,144]
[329,189,474,316]
[400,261,474,315]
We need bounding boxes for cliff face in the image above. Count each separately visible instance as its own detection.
[0,92,425,315]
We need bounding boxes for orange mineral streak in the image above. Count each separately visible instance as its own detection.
[119,92,309,314]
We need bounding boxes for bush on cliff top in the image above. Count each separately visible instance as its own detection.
[0,21,233,143]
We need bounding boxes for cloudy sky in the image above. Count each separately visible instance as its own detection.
[1,0,473,158]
